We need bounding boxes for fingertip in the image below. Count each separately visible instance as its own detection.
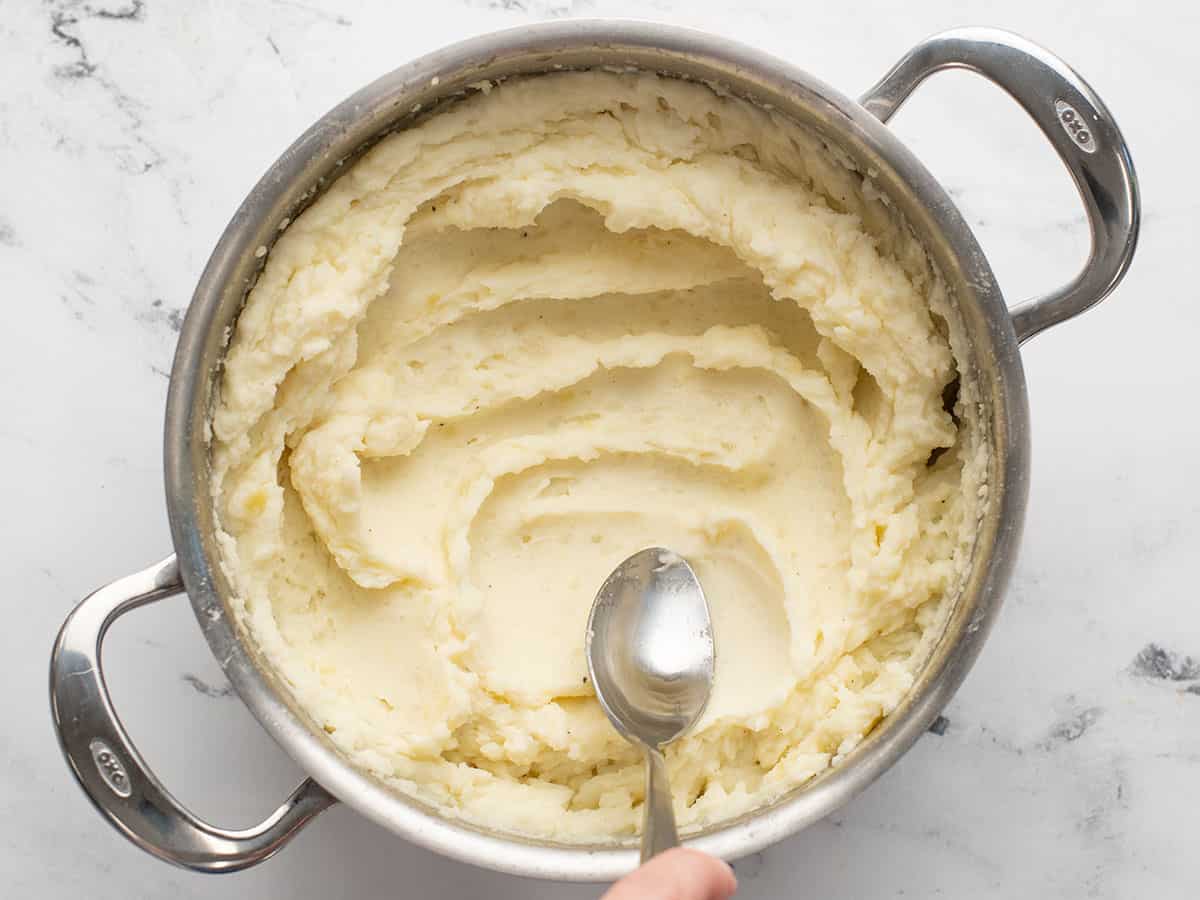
[657,848,739,899]
[601,848,738,900]
[718,857,738,897]
[698,849,738,898]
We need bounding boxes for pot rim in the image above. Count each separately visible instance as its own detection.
[164,18,1029,881]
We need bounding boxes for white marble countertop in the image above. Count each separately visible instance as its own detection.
[4,1,1197,897]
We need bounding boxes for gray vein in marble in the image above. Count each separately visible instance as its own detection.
[1041,707,1102,749]
[46,0,164,175]
[271,0,352,27]
[135,297,184,333]
[181,673,234,699]
[977,722,1026,757]
[467,0,589,16]
[49,4,96,79]
[59,284,96,326]
[1078,764,1129,838]
[0,217,19,247]
[476,0,530,11]
[955,707,1112,758]
[52,131,87,158]
[89,1,145,21]
[1129,643,1200,682]
[1076,760,1130,900]
[57,270,99,326]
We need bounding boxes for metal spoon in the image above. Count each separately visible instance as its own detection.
[585,547,715,861]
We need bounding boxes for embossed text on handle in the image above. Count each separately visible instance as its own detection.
[89,738,133,798]
[1054,99,1098,154]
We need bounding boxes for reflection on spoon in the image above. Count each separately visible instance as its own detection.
[585,547,715,861]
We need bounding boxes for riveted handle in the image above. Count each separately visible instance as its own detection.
[49,556,336,872]
[860,28,1140,344]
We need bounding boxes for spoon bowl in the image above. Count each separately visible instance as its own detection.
[585,547,715,860]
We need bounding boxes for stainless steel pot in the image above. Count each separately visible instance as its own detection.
[49,21,1139,881]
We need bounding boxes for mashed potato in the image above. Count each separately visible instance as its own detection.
[211,71,983,840]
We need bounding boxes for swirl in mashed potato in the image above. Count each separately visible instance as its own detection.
[211,71,984,840]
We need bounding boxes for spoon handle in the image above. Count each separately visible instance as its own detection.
[641,746,680,861]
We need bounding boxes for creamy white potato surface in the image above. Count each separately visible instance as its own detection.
[212,71,983,840]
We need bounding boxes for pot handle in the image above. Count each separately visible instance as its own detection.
[860,28,1140,344]
[49,556,337,872]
